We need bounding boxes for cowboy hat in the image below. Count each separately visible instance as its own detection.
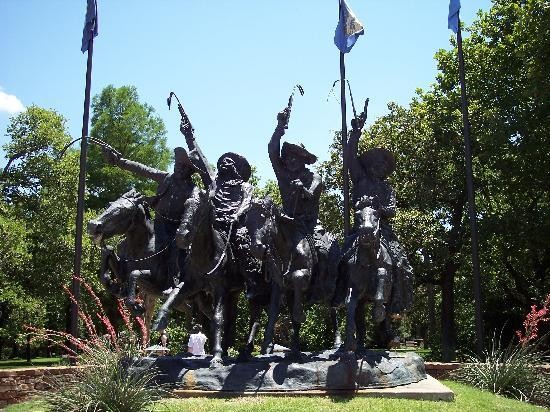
[217,152,252,182]
[281,142,317,165]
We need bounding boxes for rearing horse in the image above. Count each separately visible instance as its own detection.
[87,189,206,335]
[87,189,171,335]
[342,195,394,353]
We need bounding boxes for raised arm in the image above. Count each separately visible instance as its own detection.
[180,122,215,187]
[268,108,290,178]
[102,147,167,183]
[347,128,363,184]
[348,100,369,184]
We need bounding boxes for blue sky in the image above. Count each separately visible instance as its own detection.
[0,1,491,184]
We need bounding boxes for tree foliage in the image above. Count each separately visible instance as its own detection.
[87,85,171,209]
[317,0,549,360]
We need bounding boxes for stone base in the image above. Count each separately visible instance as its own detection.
[132,349,428,392]
[172,375,454,401]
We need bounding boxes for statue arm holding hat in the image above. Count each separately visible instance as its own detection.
[101,146,167,183]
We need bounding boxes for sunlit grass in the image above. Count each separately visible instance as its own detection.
[5,381,544,411]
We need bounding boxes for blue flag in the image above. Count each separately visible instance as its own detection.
[334,0,364,54]
[81,0,98,52]
[448,0,460,33]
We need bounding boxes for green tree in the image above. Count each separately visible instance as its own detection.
[318,0,549,360]
[1,106,98,346]
[87,85,171,209]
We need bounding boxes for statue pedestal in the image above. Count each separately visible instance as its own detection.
[132,349,430,393]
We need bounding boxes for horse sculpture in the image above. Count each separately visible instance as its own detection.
[342,196,394,353]
[87,189,209,334]
[247,197,344,357]
[174,191,246,367]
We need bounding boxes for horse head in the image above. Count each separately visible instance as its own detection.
[87,189,150,245]
[245,197,278,260]
[176,191,209,249]
[354,195,381,250]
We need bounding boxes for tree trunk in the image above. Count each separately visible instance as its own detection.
[11,342,18,359]
[26,334,31,363]
[427,283,436,347]
[440,197,465,362]
[441,264,457,361]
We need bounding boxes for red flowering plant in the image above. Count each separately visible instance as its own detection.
[26,276,148,361]
[516,294,550,347]
[453,293,550,406]
[25,276,166,411]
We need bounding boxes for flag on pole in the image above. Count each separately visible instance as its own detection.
[81,0,98,53]
[334,0,364,54]
[448,0,461,33]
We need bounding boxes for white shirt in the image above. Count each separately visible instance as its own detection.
[187,332,207,355]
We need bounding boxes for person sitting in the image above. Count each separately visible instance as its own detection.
[187,324,207,356]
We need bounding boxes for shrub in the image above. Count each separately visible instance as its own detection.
[27,276,166,412]
[453,294,550,406]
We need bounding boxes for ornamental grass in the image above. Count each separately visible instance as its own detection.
[453,294,550,406]
[26,276,166,412]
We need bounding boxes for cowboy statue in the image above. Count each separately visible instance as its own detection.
[268,106,325,323]
[347,113,414,318]
[101,120,212,291]
[209,153,253,238]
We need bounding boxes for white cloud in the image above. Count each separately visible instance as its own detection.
[0,89,25,114]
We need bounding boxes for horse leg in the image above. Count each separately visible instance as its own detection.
[290,317,305,362]
[238,300,262,361]
[125,269,151,315]
[99,247,116,294]
[287,289,305,361]
[344,284,359,353]
[210,290,225,368]
[290,269,309,324]
[373,312,395,349]
[222,290,239,357]
[153,282,184,331]
[372,267,387,323]
[330,307,342,349]
[261,282,281,355]
[142,294,156,345]
[355,297,368,354]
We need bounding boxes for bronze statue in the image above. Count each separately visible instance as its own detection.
[87,189,211,339]
[255,103,343,357]
[101,122,212,292]
[343,107,414,350]
[174,150,272,367]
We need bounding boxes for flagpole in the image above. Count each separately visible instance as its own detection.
[70,31,94,348]
[338,0,350,237]
[340,52,351,237]
[456,16,484,357]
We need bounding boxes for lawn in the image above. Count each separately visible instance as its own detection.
[3,381,544,412]
[0,357,64,370]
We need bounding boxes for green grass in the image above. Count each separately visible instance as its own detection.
[5,380,544,412]
[0,357,64,369]
[2,399,49,411]
[390,348,432,357]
